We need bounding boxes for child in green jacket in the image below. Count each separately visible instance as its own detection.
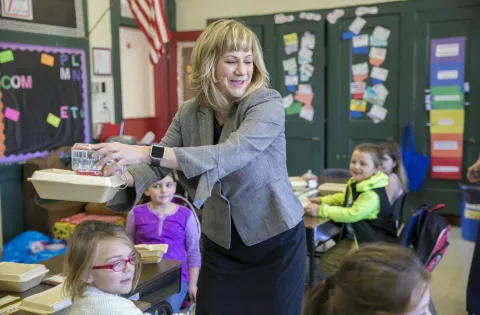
[304,143,397,276]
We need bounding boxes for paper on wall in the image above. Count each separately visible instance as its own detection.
[284,33,299,55]
[284,33,299,46]
[275,13,295,24]
[299,105,315,121]
[355,6,378,16]
[298,48,313,62]
[298,84,313,94]
[350,100,367,112]
[372,26,391,41]
[352,62,369,76]
[299,12,321,21]
[372,84,389,100]
[435,44,460,58]
[285,75,298,86]
[283,58,297,73]
[283,94,294,108]
[294,92,314,106]
[326,9,345,24]
[300,63,315,76]
[301,32,316,50]
[353,35,369,48]
[349,17,367,34]
[370,36,388,47]
[363,86,384,106]
[371,67,389,82]
[369,47,387,61]
[367,104,388,123]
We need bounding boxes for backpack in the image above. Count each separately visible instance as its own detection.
[399,204,451,272]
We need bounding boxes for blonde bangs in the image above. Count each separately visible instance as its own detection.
[189,19,269,112]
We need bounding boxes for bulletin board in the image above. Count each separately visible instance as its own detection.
[0,42,90,164]
[0,0,85,37]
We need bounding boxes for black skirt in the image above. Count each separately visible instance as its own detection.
[196,220,306,315]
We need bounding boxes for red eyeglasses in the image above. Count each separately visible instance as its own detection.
[92,254,140,272]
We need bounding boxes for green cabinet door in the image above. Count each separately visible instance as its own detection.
[408,7,480,215]
[275,21,326,176]
[326,12,403,168]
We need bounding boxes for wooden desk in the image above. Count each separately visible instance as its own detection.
[0,255,182,315]
[303,176,348,288]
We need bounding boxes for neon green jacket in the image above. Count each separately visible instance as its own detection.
[317,172,389,223]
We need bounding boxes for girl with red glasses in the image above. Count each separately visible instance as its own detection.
[64,221,147,315]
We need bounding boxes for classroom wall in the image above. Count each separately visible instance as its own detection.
[87,0,116,124]
[176,0,402,31]
[87,0,156,141]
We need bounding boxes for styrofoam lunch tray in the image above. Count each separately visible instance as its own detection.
[135,244,169,258]
[0,262,49,292]
[0,262,47,282]
[27,169,126,203]
[19,284,72,314]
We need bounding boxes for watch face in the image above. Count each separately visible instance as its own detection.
[151,146,165,159]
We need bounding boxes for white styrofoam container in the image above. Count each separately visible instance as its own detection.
[27,169,126,203]
[19,284,72,314]
[135,244,169,258]
[0,262,49,292]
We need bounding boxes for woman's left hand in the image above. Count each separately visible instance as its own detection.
[188,284,197,303]
[91,142,151,175]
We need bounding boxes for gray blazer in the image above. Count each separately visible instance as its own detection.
[108,88,304,249]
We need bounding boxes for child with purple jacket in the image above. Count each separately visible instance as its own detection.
[126,174,201,312]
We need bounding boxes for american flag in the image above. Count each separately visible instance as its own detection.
[126,0,172,64]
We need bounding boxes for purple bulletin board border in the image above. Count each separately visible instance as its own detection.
[0,42,90,164]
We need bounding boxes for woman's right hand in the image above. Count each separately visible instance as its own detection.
[309,197,321,204]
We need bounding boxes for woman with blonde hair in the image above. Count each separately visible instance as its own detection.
[91,19,306,315]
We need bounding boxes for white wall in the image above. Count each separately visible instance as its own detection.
[176,0,401,31]
[87,0,115,124]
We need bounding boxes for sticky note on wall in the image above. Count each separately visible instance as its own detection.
[4,107,20,122]
[0,50,14,63]
[47,113,61,127]
[41,53,55,67]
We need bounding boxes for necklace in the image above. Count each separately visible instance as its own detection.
[214,119,223,132]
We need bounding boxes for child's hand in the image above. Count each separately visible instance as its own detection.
[188,284,197,303]
[304,203,318,216]
[309,197,321,204]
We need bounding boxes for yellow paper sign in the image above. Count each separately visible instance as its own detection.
[41,53,55,67]
[47,113,61,128]
[283,33,299,46]
[429,109,464,134]
[350,100,367,112]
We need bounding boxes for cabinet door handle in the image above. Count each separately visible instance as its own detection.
[312,137,320,142]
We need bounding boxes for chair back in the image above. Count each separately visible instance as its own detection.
[391,191,408,236]
[172,195,201,235]
[399,204,450,272]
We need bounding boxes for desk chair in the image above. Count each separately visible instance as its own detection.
[399,204,451,315]
[320,168,351,178]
